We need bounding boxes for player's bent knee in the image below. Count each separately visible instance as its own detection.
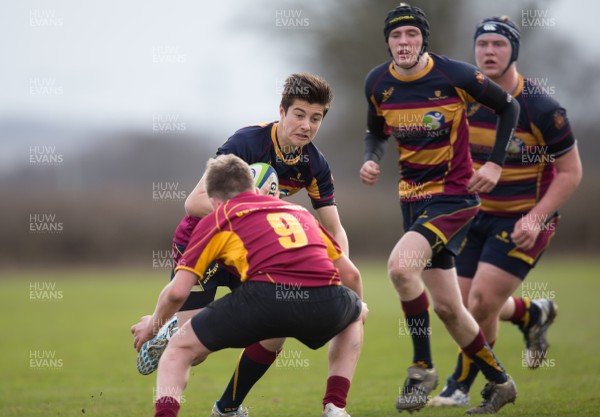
[388,263,419,288]
[190,352,208,366]
[433,302,460,324]
[168,320,211,357]
[469,295,499,324]
[164,338,210,367]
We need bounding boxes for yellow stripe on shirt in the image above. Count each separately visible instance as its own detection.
[399,145,451,166]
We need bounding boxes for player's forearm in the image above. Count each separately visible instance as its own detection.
[473,78,520,166]
[489,98,520,166]
[526,168,582,223]
[184,191,213,217]
[364,132,388,163]
[335,256,363,298]
[315,206,350,255]
[344,273,363,299]
[151,283,188,332]
[184,173,214,217]
[333,227,350,257]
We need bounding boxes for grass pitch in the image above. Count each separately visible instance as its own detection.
[1,257,599,416]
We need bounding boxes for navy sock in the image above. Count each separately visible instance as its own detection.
[450,351,478,391]
[511,297,542,330]
[401,291,433,368]
[525,299,542,329]
[462,331,506,384]
[449,338,495,391]
[217,343,278,412]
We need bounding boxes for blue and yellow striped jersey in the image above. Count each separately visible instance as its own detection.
[173,121,336,248]
[366,54,503,201]
[467,75,576,215]
[218,122,335,209]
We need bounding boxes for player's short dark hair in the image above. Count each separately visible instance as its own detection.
[280,73,333,117]
[205,154,254,201]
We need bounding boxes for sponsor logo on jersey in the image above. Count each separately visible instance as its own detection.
[422,111,445,130]
[390,111,449,139]
[506,136,525,156]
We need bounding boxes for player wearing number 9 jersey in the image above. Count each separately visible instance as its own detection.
[180,186,346,290]
[139,73,363,417]
[170,116,341,311]
[178,188,360,352]
[131,154,362,417]
[174,72,346,313]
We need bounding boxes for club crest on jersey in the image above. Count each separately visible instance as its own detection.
[428,89,448,101]
[553,110,565,130]
[382,86,394,102]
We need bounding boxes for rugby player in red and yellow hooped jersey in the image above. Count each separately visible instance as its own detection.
[359,4,520,414]
[131,154,363,417]
[431,16,582,407]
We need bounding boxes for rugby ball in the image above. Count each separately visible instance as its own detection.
[249,163,279,197]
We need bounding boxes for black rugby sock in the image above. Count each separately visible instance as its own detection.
[217,342,278,411]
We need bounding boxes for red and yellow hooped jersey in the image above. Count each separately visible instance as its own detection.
[175,192,343,287]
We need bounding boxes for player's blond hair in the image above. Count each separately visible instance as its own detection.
[205,154,254,201]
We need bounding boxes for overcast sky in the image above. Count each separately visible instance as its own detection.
[1,1,301,137]
[1,0,597,147]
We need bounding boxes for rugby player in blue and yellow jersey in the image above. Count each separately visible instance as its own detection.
[431,16,582,408]
[131,154,363,417]
[359,4,520,414]
[140,73,364,417]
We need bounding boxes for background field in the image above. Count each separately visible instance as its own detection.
[1,258,599,417]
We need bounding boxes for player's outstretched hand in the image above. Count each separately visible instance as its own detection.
[467,161,502,194]
[360,161,381,185]
[131,315,155,352]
